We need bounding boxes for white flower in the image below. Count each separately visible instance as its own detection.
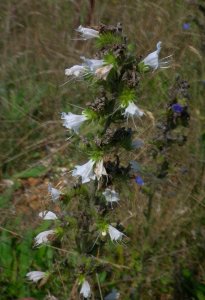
[94,64,113,80]
[48,184,60,202]
[76,25,99,40]
[102,188,120,204]
[81,56,104,72]
[123,102,144,118]
[72,159,96,184]
[80,280,91,298]
[142,41,172,70]
[34,230,55,247]
[65,65,86,77]
[26,271,46,283]
[61,112,87,133]
[108,225,124,242]
[94,160,107,181]
[39,211,58,220]
[80,57,113,80]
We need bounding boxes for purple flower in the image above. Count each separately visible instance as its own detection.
[135,175,144,186]
[183,23,190,30]
[171,103,183,113]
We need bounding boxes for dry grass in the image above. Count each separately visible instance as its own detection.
[0,0,205,299]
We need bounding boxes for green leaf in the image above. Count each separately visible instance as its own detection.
[98,271,107,283]
[104,53,117,68]
[95,32,123,49]
[119,88,136,107]
[0,193,11,208]
[0,232,13,278]
[14,165,48,179]
[197,291,205,300]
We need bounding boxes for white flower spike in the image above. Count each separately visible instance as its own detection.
[65,65,86,77]
[61,112,87,134]
[39,211,58,220]
[103,188,120,204]
[34,230,55,247]
[80,280,91,298]
[108,225,124,242]
[26,271,47,283]
[94,160,107,181]
[142,41,172,70]
[123,102,144,118]
[76,25,99,40]
[48,184,61,202]
[72,159,96,184]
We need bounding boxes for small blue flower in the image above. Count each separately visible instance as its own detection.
[183,23,190,30]
[171,103,183,113]
[135,175,144,186]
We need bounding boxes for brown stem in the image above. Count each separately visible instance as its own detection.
[87,0,95,25]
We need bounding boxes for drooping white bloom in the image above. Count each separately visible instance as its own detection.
[94,160,107,181]
[76,25,99,40]
[123,102,144,118]
[142,41,172,70]
[26,271,46,283]
[95,64,113,80]
[34,230,55,247]
[61,112,87,133]
[48,184,61,202]
[108,225,124,242]
[65,65,86,77]
[39,211,58,220]
[81,56,104,72]
[103,188,120,204]
[80,280,91,298]
[80,57,113,80]
[72,159,96,184]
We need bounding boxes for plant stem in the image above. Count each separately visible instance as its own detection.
[96,273,103,300]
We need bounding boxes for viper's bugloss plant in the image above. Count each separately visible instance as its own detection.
[26,23,191,299]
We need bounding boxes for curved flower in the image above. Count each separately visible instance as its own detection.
[108,225,124,242]
[72,159,96,184]
[135,175,144,186]
[39,211,58,220]
[94,160,107,181]
[34,230,55,247]
[61,112,87,133]
[183,23,190,30]
[142,41,172,70]
[65,65,86,77]
[80,280,91,298]
[81,56,104,72]
[80,57,113,80]
[171,103,183,113]
[48,184,60,202]
[123,102,144,118]
[76,25,99,40]
[103,188,120,204]
[26,271,47,283]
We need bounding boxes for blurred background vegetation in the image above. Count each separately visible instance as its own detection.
[0,0,205,299]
